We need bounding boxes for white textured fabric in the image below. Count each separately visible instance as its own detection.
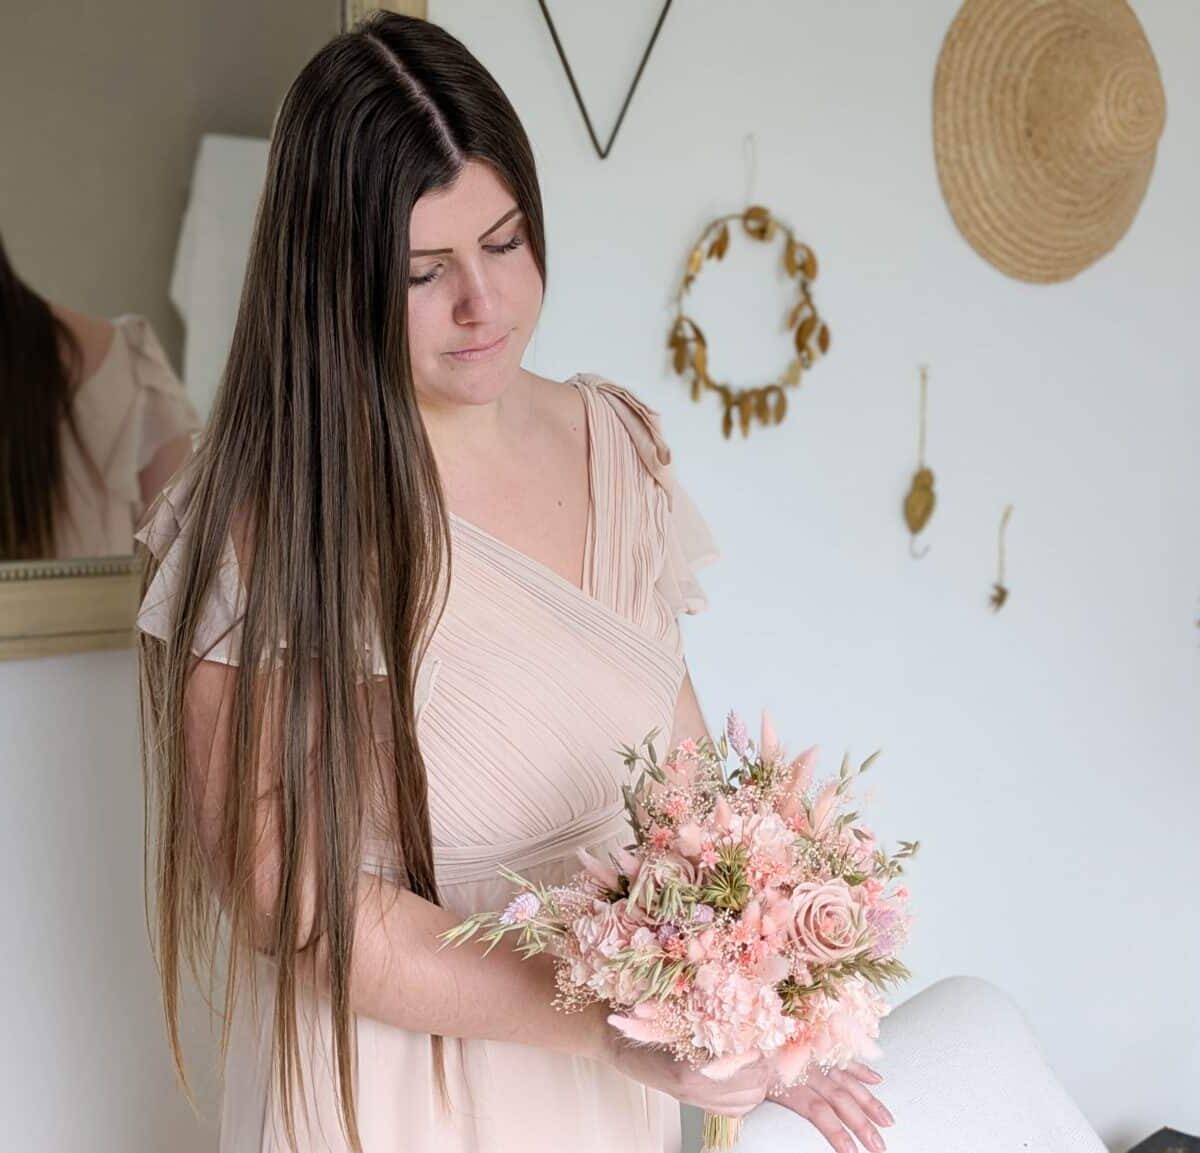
[736,976,1106,1153]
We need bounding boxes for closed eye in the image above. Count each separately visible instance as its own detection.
[408,233,526,288]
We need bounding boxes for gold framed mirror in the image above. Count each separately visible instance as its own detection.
[1,1,426,666]
[0,555,143,661]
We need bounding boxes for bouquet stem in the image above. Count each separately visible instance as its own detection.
[701,1112,743,1151]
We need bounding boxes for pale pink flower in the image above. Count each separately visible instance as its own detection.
[865,902,910,957]
[572,898,633,961]
[688,964,794,1060]
[575,847,621,893]
[611,847,643,883]
[663,935,689,961]
[760,709,781,762]
[607,1000,675,1045]
[686,925,721,964]
[777,746,819,822]
[649,825,674,851]
[744,812,796,866]
[674,822,705,859]
[664,795,690,822]
[630,926,658,951]
[788,880,866,964]
[663,754,698,789]
[808,780,842,837]
[713,796,736,835]
[821,978,888,1063]
[751,953,792,985]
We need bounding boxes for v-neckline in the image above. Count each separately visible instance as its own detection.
[447,373,597,598]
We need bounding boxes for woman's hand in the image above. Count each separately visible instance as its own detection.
[602,1035,774,1119]
[772,1061,894,1153]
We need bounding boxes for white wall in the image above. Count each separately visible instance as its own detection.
[0,649,220,1151]
[3,3,1195,1151]
[432,1,1199,1149]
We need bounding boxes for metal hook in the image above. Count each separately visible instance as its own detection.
[744,132,758,205]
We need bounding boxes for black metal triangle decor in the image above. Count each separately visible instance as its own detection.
[536,0,674,159]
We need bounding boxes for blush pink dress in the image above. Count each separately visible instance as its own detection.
[134,374,718,1153]
[57,314,201,558]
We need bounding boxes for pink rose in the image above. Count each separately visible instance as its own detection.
[788,880,865,964]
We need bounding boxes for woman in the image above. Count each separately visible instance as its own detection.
[133,14,891,1153]
[0,234,199,560]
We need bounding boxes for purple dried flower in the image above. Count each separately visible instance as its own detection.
[499,892,542,925]
[692,903,716,924]
[726,710,749,758]
[656,924,681,946]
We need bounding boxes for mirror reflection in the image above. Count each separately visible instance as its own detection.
[0,234,200,561]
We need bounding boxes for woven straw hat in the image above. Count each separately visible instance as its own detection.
[934,0,1166,283]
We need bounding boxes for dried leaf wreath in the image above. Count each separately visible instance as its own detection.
[668,204,830,438]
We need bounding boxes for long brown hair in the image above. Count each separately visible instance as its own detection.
[0,234,92,559]
[135,13,546,1151]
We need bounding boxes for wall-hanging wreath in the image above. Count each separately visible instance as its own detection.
[667,204,830,438]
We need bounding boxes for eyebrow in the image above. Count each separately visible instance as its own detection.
[410,207,523,257]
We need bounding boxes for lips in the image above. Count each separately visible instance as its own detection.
[450,333,507,354]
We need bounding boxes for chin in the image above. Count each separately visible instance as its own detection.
[418,347,525,405]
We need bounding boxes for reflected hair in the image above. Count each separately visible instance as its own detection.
[134,13,546,1152]
[0,233,93,559]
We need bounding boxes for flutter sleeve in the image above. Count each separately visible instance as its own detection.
[132,464,248,666]
[585,376,720,624]
[657,470,719,617]
[123,314,203,477]
[133,468,397,681]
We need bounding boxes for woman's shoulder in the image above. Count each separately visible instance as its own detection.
[570,371,674,499]
[50,303,117,384]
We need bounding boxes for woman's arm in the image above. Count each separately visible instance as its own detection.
[182,657,614,1063]
[670,664,712,747]
[136,433,194,530]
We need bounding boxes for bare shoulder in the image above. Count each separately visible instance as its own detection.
[49,302,117,382]
[525,369,587,438]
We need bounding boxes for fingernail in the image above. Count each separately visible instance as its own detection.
[868,1132,887,1153]
[878,1106,895,1126]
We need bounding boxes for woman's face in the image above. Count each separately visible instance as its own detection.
[406,159,543,409]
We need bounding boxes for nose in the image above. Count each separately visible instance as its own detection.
[451,258,499,325]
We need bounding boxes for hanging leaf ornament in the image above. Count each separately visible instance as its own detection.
[904,468,937,536]
[668,204,830,439]
[904,365,936,558]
